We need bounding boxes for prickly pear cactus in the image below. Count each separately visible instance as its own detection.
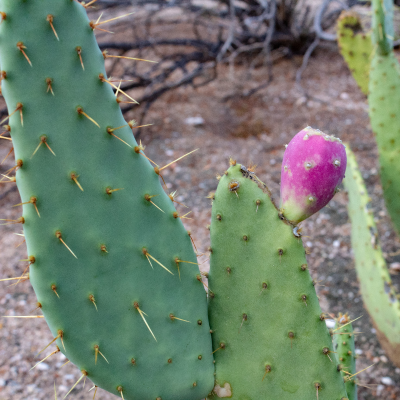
[207,162,348,399]
[368,0,400,235]
[344,147,400,367]
[279,127,347,225]
[0,1,214,399]
[333,313,357,400]
[337,11,372,95]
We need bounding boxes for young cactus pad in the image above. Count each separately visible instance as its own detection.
[207,163,348,399]
[0,1,214,399]
[344,147,400,367]
[333,313,357,400]
[337,11,372,95]
[279,127,347,225]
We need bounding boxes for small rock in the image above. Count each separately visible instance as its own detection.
[307,100,319,108]
[380,355,388,363]
[389,262,400,273]
[340,92,349,100]
[165,149,174,157]
[27,384,36,393]
[37,362,49,371]
[381,376,394,385]
[58,385,68,393]
[376,384,385,396]
[184,116,204,126]
[295,96,307,106]
[355,349,363,355]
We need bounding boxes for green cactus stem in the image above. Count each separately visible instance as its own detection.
[207,162,348,399]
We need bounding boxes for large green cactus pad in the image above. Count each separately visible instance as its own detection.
[333,314,357,400]
[0,1,214,398]
[207,164,348,399]
[337,11,372,95]
[344,148,400,367]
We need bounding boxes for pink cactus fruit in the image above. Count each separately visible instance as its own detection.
[279,127,347,225]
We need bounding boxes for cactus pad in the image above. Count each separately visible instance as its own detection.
[344,147,400,367]
[368,0,400,235]
[337,11,372,95]
[0,0,214,398]
[208,163,348,399]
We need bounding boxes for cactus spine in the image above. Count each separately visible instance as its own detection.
[207,163,348,399]
[344,147,400,367]
[0,1,214,399]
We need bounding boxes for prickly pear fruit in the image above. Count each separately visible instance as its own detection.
[279,127,347,225]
